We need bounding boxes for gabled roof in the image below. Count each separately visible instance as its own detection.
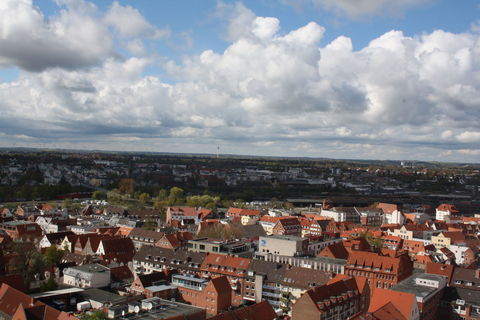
[100,237,135,254]
[437,203,459,213]
[169,206,198,217]
[128,228,164,241]
[201,253,251,276]
[376,203,400,215]
[135,271,167,287]
[347,251,411,276]
[368,288,416,320]
[425,262,454,282]
[0,284,76,320]
[208,301,276,320]
[318,242,349,260]
[110,266,133,282]
[371,302,407,320]
[227,208,262,217]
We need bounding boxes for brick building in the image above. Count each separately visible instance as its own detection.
[344,251,413,292]
[291,275,369,320]
[200,253,250,306]
[173,274,232,315]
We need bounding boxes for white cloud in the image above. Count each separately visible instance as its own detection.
[312,0,431,18]
[0,0,114,71]
[104,2,170,39]
[0,1,480,162]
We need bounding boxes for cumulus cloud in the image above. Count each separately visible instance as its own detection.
[0,1,479,162]
[104,2,170,39]
[0,0,115,72]
[312,0,431,18]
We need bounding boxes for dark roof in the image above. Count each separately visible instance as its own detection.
[239,224,266,239]
[137,272,168,287]
[110,265,133,282]
[133,245,205,272]
[248,260,330,289]
[208,301,276,320]
[443,286,480,305]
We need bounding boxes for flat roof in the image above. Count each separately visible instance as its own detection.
[392,274,445,298]
[79,288,126,304]
[263,235,305,242]
[108,298,204,319]
[31,287,85,298]
[144,285,177,292]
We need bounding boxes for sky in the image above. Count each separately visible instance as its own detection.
[0,0,479,162]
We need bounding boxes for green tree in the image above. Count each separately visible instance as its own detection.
[40,277,58,292]
[92,191,106,200]
[139,192,150,206]
[80,310,107,320]
[186,194,220,208]
[8,242,45,288]
[168,187,184,205]
[44,246,64,266]
[157,189,168,201]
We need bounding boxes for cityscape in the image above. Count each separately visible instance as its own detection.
[1,1,480,320]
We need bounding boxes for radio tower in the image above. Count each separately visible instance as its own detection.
[217,145,219,159]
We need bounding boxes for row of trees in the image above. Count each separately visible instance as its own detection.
[7,242,64,291]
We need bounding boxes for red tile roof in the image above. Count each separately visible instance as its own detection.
[368,288,416,320]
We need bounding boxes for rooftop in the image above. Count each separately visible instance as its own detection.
[391,273,446,299]
[264,235,305,242]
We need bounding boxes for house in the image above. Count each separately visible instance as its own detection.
[390,224,432,240]
[431,232,466,249]
[244,259,331,313]
[291,275,369,320]
[344,251,413,291]
[130,271,169,296]
[128,228,165,250]
[154,231,193,249]
[425,263,455,283]
[63,263,111,288]
[200,253,251,306]
[402,239,436,257]
[259,216,285,235]
[449,268,480,289]
[439,286,480,320]
[173,274,232,315]
[436,204,459,221]
[377,203,406,225]
[132,245,205,276]
[166,206,213,225]
[110,265,134,288]
[96,237,136,264]
[357,207,384,226]
[321,207,360,223]
[38,231,75,249]
[271,217,301,236]
[0,284,76,320]
[318,242,350,260]
[0,221,43,241]
[367,288,420,320]
[390,273,447,320]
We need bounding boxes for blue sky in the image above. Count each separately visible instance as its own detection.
[0,0,479,162]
